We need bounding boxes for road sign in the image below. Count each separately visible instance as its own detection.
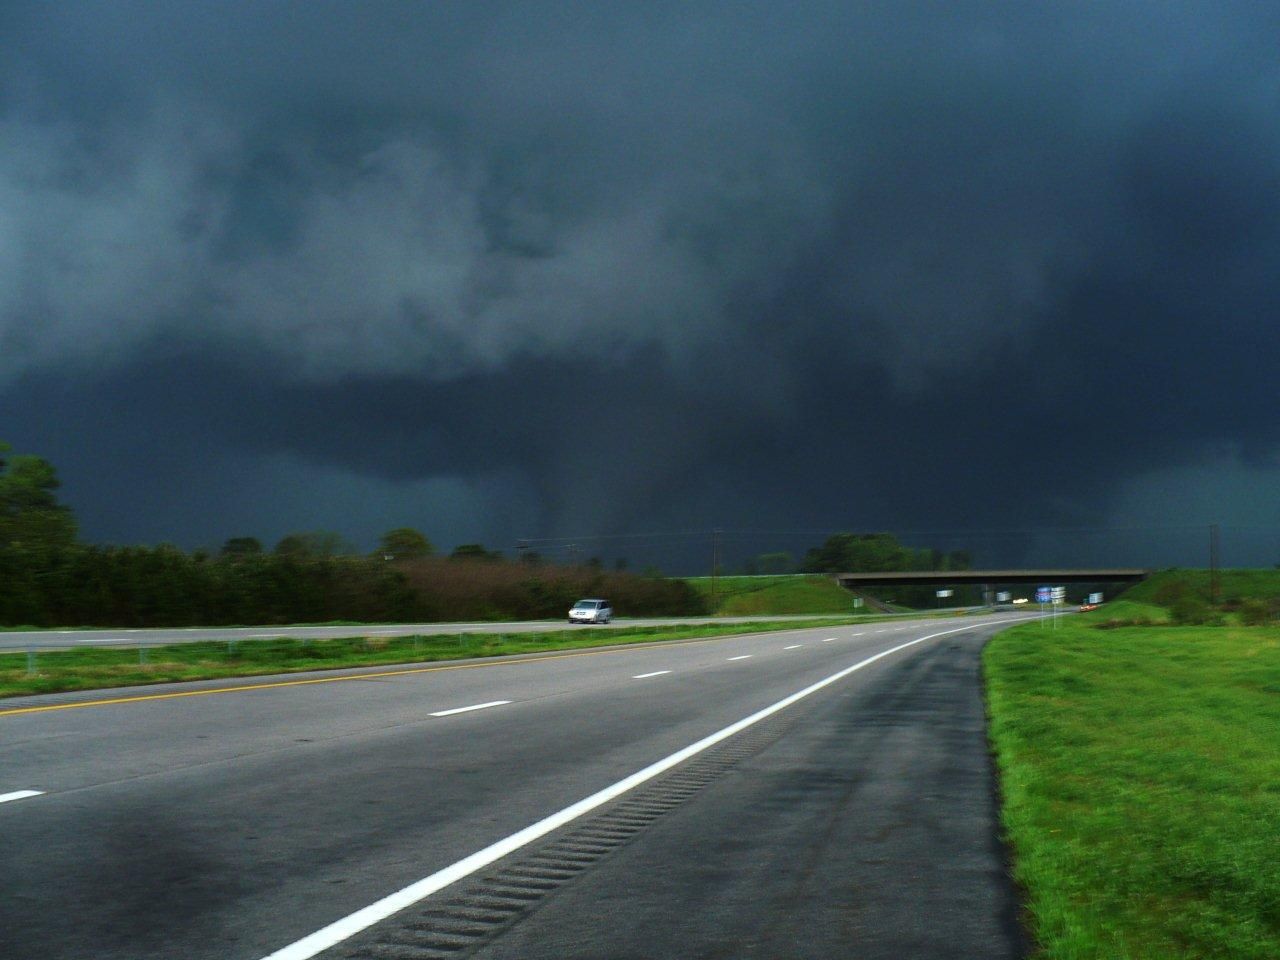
[1035,587,1051,604]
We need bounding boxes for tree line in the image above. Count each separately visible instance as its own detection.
[740,533,972,576]
[2,443,975,627]
[798,532,971,574]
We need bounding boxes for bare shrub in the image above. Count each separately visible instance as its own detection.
[395,558,707,620]
[1238,599,1273,626]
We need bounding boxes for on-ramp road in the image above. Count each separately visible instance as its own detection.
[0,614,1032,959]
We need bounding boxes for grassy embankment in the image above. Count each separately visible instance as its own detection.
[0,617,864,700]
[985,570,1280,958]
[685,574,864,615]
[1121,568,1280,605]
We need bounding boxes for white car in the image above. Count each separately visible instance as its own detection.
[569,598,613,624]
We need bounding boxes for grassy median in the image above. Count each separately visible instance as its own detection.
[685,574,862,615]
[985,615,1280,958]
[0,618,867,699]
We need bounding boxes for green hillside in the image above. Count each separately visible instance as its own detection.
[684,574,861,615]
[1120,568,1280,604]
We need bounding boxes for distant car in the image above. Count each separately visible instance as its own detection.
[1079,602,1099,612]
[569,598,612,624]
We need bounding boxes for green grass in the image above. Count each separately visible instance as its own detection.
[685,574,861,615]
[985,617,1280,958]
[0,618,864,700]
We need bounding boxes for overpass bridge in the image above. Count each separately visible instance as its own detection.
[835,569,1150,590]
[839,568,1152,604]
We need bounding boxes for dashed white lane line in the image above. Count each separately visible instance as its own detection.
[726,655,753,661]
[257,619,992,960]
[850,632,864,636]
[823,637,835,642]
[429,701,512,718]
[0,790,44,805]
[783,645,803,650]
[76,638,132,644]
[632,671,671,679]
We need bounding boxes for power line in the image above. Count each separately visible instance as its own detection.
[515,523,1248,545]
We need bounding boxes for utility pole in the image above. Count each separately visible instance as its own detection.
[1209,523,1220,606]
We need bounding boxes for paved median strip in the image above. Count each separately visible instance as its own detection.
[429,701,512,718]
[0,790,44,805]
[632,671,671,679]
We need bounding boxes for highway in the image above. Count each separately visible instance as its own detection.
[0,615,845,652]
[0,613,1032,959]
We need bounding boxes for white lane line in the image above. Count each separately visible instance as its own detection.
[76,639,133,644]
[850,632,864,636]
[0,790,44,804]
[726,655,753,661]
[783,645,803,650]
[257,620,993,960]
[632,671,671,679]
[429,701,512,718]
[823,637,836,643]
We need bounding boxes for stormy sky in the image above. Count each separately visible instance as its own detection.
[3,1,1279,571]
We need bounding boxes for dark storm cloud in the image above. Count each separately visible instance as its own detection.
[2,2,1279,564]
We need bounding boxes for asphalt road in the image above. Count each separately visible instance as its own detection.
[0,615,851,652]
[0,613,1033,959]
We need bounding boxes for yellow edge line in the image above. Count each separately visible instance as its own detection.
[0,629,788,718]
